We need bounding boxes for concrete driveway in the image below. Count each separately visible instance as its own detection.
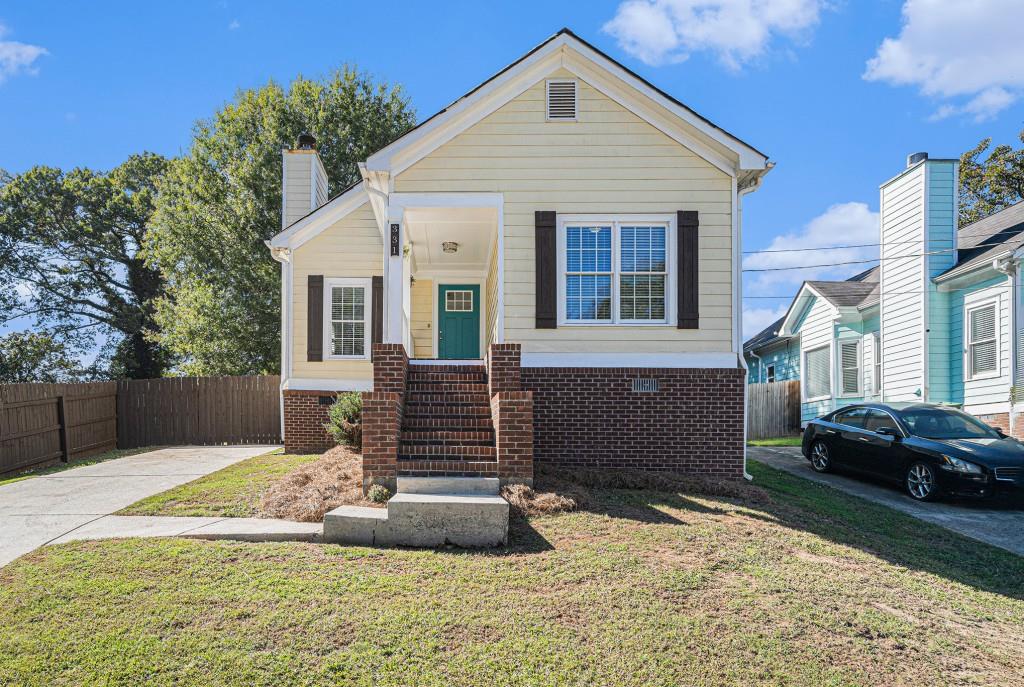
[0,445,277,567]
[750,445,1024,557]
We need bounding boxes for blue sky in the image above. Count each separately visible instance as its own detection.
[2,0,1023,341]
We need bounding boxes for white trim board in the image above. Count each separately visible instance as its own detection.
[520,352,740,368]
[269,184,369,250]
[283,378,373,392]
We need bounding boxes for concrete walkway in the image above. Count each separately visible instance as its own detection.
[750,446,1024,557]
[0,445,279,566]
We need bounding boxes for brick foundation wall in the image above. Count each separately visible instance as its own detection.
[977,412,1011,436]
[487,343,522,396]
[521,367,746,479]
[491,391,534,485]
[282,390,338,454]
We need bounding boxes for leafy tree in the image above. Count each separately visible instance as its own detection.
[148,67,416,375]
[0,331,86,383]
[959,130,1024,226]
[0,154,170,378]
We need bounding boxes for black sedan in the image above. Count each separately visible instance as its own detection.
[801,403,1024,501]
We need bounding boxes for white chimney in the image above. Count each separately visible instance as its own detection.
[281,133,329,230]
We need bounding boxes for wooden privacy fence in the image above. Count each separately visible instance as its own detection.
[1,382,118,475]
[117,375,280,449]
[1,375,280,476]
[747,380,801,440]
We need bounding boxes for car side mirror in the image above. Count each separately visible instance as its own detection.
[876,427,901,440]
[996,428,1008,438]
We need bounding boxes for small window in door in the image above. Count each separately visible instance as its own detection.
[766,364,776,383]
[445,290,474,312]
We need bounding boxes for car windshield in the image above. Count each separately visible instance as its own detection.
[897,407,1000,440]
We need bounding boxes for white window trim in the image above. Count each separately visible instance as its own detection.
[556,214,677,327]
[765,363,776,383]
[545,79,578,122]
[872,332,882,395]
[965,299,1000,381]
[836,337,862,398]
[323,277,372,361]
[803,344,832,403]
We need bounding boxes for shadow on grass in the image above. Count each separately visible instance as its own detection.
[747,460,1024,601]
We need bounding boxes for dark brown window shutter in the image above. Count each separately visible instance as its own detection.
[677,211,699,329]
[371,276,383,344]
[307,275,324,361]
[535,210,557,328]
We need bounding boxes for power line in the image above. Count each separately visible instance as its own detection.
[743,283,1024,299]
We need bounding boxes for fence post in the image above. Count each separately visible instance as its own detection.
[56,395,69,462]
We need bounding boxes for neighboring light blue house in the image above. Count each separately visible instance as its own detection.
[745,152,1024,433]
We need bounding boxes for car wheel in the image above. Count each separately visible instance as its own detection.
[810,441,832,473]
[906,461,940,501]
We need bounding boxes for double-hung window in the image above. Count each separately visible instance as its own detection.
[966,301,998,379]
[765,364,776,383]
[560,217,673,325]
[838,339,861,397]
[804,345,831,400]
[324,278,371,359]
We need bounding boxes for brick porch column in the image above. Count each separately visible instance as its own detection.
[361,343,408,493]
[487,343,534,486]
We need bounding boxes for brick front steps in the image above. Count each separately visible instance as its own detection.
[398,364,497,478]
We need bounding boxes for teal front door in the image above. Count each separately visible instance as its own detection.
[438,284,481,359]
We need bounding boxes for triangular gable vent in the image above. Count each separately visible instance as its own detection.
[546,79,577,120]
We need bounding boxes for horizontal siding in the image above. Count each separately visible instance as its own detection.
[746,339,799,383]
[291,202,381,381]
[795,297,836,423]
[284,153,313,229]
[926,161,957,403]
[880,164,925,401]
[410,279,433,359]
[394,68,734,355]
[949,277,1011,410]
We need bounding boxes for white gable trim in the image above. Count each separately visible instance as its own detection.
[268,183,369,250]
[366,32,767,179]
[779,283,836,336]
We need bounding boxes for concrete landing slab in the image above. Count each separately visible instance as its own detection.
[48,515,322,546]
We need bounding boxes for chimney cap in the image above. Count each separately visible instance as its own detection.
[296,132,317,150]
[907,151,928,167]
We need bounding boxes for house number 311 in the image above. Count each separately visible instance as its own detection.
[390,223,400,256]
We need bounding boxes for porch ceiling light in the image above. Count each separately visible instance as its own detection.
[442,241,460,254]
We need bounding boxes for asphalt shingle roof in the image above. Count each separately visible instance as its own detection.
[941,202,1024,278]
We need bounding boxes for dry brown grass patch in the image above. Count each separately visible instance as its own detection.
[259,445,380,521]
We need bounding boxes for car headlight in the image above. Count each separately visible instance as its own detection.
[939,454,983,474]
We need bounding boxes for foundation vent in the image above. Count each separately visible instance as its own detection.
[631,378,659,393]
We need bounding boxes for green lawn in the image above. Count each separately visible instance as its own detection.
[747,436,802,447]
[117,450,317,517]
[2,460,1022,686]
[0,446,158,487]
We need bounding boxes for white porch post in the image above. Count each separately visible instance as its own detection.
[385,206,405,345]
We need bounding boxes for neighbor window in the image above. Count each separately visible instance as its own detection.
[765,364,776,383]
[838,340,861,396]
[560,218,672,325]
[324,278,371,359]
[804,345,831,400]
[967,302,998,379]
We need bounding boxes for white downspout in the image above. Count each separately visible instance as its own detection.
[268,244,292,442]
[995,255,1020,434]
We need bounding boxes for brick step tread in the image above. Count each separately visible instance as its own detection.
[400,431,495,445]
[407,372,487,383]
[406,382,489,394]
[403,405,491,415]
[407,364,485,374]
[401,417,495,430]
[404,411,493,422]
[398,444,497,458]
[397,460,499,478]
[406,393,490,405]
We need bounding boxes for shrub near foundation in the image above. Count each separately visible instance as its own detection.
[325,391,362,449]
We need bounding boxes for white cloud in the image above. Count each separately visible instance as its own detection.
[0,23,47,84]
[742,201,879,338]
[602,0,824,69]
[228,19,241,31]
[743,303,788,338]
[864,0,1024,122]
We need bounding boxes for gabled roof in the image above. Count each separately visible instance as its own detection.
[937,201,1024,281]
[270,27,770,250]
[770,267,880,342]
